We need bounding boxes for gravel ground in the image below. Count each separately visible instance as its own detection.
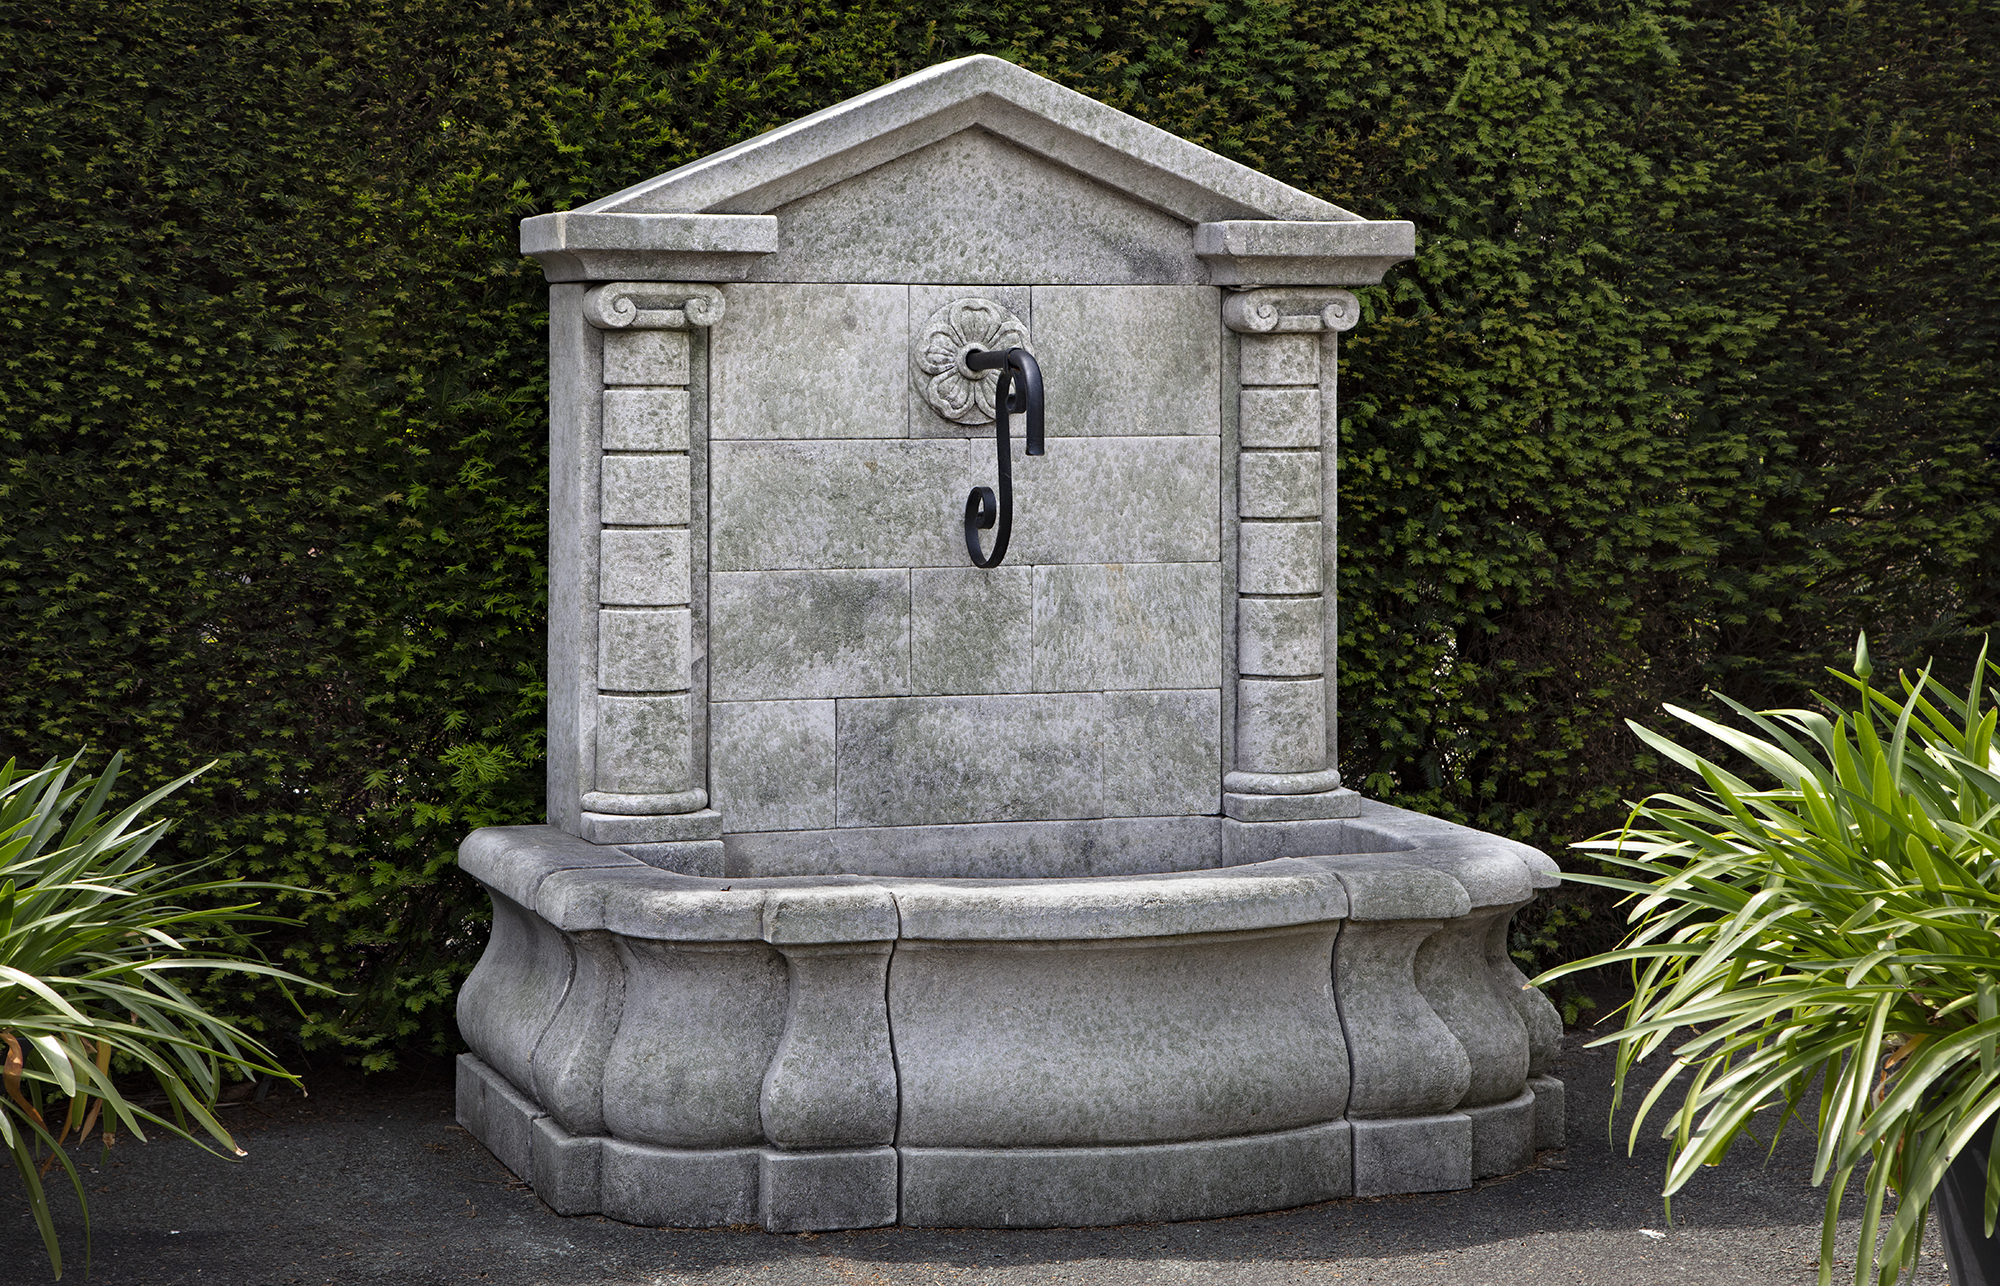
[0,1033,1955,1285]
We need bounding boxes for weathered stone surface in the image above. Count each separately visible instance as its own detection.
[619,839,726,877]
[1416,905,1530,1110]
[598,1137,760,1227]
[709,700,837,832]
[1032,562,1221,692]
[579,808,723,847]
[602,329,691,386]
[599,528,691,607]
[1235,676,1327,775]
[721,816,1223,880]
[595,694,693,795]
[835,694,1100,827]
[1529,1074,1567,1150]
[1237,596,1323,677]
[1238,449,1321,517]
[760,944,897,1147]
[597,609,691,692]
[456,1054,543,1186]
[601,453,690,527]
[602,388,691,451]
[1007,436,1220,566]
[1351,1114,1473,1198]
[900,1121,1351,1228]
[1464,1088,1536,1180]
[1238,520,1323,595]
[1100,689,1221,818]
[891,925,1346,1146]
[1238,388,1320,447]
[1221,787,1362,821]
[1333,916,1471,1120]
[709,570,910,701]
[455,889,571,1100]
[908,285,1032,436]
[1238,332,1319,386]
[1031,286,1220,438]
[711,285,907,439]
[910,566,1033,695]
[711,440,959,572]
[530,928,625,1137]
[759,1147,899,1232]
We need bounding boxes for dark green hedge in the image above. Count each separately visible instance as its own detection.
[4,0,1995,1061]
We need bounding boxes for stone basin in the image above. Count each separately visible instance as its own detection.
[455,801,1564,1231]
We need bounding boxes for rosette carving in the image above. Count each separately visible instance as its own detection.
[914,299,1031,425]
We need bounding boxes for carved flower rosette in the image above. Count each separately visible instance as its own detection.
[914,298,1030,426]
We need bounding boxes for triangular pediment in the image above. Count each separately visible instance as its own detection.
[580,55,1359,226]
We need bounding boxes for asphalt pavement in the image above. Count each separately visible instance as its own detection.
[0,1032,1955,1285]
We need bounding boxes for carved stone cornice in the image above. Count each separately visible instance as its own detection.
[1222,288,1360,335]
[582,282,727,331]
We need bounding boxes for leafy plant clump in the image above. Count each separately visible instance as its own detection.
[1,753,325,1279]
[1540,636,2000,1286]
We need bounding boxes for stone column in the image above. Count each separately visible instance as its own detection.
[564,282,725,856]
[1222,288,1363,822]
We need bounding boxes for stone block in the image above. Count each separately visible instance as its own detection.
[1238,449,1321,518]
[1464,1089,1536,1179]
[1238,597,1324,677]
[1416,906,1530,1110]
[709,700,837,832]
[722,815,1223,880]
[456,1053,543,1185]
[899,1121,1352,1228]
[1238,332,1318,386]
[910,566,1033,695]
[760,944,897,1146]
[710,570,910,701]
[711,284,907,439]
[1235,677,1326,775]
[598,1139,760,1227]
[600,528,691,606]
[456,889,573,1095]
[1008,436,1220,565]
[1031,285,1220,438]
[579,808,723,846]
[1238,388,1321,447]
[1237,520,1323,595]
[710,440,960,571]
[597,608,691,692]
[1100,689,1221,817]
[595,694,693,794]
[1350,1114,1472,1198]
[1334,916,1472,1122]
[619,839,726,877]
[836,694,1101,827]
[1032,563,1221,692]
[601,453,690,527]
[758,1147,898,1232]
[603,329,690,387]
[1529,1075,1567,1150]
[1221,788,1362,822]
[530,1115,604,1216]
[602,387,690,451]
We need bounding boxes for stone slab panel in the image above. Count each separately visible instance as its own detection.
[1238,388,1320,447]
[758,1147,898,1232]
[602,387,691,451]
[1008,436,1220,566]
[1465,1089,1536,1179]
[1033,563,1221,692]
[595,694,693,794]
[1350,1113,1472,1199]
[599,1138,761,1227]
[1238,450,1321,517]
[899,1121,1352,1228]
[711,440,960,571]
[709,700,838,833]
[603,329,691,387]
[619,838,726,877]
[530,1115,604,1216]
[456,1054,543,1186]
[1237,520,1323,595]
[835,694,1101,827]
[1238,332,1318,386]
[1236,677,1327,775]
[710,569,910,701]
[910,566,1033,695]
[1529,1075,1567,1150]
[600,528,692,606]
[1032,285,1220,438]
[722,815,1222,880]
[1238,597,1323,677]
[601,453,691,527]
[598,608,691,692]
[712,284,907,439]
[1100,689,1222,818]
[581,808,724,846]
[1221,788,1362,822]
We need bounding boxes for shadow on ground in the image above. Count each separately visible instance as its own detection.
[0,1032,1952,1285]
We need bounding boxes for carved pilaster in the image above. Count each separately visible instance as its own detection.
[1223,288,1361,820]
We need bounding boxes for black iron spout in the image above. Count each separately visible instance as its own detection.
[962,347,1044,568]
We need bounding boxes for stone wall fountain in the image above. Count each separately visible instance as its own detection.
[455,55,1565,1233]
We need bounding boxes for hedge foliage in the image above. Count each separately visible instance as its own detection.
[4,0,1995,1062]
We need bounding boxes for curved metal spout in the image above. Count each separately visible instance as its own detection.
[962,347,1044,568]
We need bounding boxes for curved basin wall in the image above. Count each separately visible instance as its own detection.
[453,800,1566,1231]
